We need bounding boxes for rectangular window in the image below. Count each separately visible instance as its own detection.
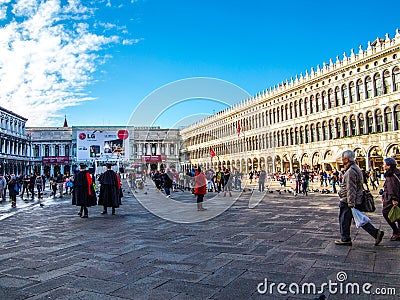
[170,145,174,155]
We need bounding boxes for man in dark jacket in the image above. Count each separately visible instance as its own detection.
[381,157,400,241]
[72,164,97,218]
[161,169,173,198]
[98,163,120,215]
[335,150,384,246]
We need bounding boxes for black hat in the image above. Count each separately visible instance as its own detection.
[106,163,112,168]
[79,163,87,169]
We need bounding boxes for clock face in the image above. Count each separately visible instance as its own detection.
[79,133,86,140]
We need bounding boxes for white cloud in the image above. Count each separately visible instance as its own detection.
[0,0,136,126]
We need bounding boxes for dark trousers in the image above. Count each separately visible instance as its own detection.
[197,194,204,203]
[383,208,400,234]
[339,201,379,242]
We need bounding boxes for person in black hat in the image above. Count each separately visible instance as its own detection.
[72,163,97,218]
[381,157,400,241]
[98,163,121,215]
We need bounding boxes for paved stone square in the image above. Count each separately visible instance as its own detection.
[0,180,399,299]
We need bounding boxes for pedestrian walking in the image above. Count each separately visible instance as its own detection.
[223,168,233,197]
[56,172,64,198]
[98,163,120,215]
[29,174,36,199]
[36,175,43,199]
[0,174,7,203]
[258,169,266,192]
[72,164,97,218]
[194,167,207,211]
[8,175,18,208]
[161,169,173,198]
[380,157,400,241]
[20,175,30,200]
[335,150,384,246]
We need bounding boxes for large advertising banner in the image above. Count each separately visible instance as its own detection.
[76,130,129,161]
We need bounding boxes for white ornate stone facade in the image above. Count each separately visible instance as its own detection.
[0,106,30,175]
[180,30,400,174]
[26,127,73,176]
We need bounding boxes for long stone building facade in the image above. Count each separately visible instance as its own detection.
[180,30,400,174]
[0,106,30,175]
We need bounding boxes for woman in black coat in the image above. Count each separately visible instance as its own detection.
[72,164,97,218]
[381,157,400,241]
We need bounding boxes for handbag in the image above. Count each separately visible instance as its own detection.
[355,189,376,213]
[388,205,400,223]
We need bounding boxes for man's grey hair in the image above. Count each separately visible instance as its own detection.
[342,150,356,162]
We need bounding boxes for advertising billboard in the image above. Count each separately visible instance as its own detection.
[76,130,129,161]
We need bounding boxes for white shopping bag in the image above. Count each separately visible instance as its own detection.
[351,208,371,228]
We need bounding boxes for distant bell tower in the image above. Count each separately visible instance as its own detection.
[63,115,68,127]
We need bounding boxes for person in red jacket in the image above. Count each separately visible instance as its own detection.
[194,167,207,211]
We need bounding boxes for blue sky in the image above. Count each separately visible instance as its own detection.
[0,0,400,127]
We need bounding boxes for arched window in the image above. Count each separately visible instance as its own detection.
[356,79,364,101]
[276,107,280,123]
[329,120,335,139]
[395,105,400,130]
[295,127,299,144]
[328,89,334,108]
[349,82,355,103]
[299,126,304,144]
[285,105,288,121]
[305,98,310,115]
[277,131,281,147]
[269,110,273,125]
[322,92,328,110]
[334,87,340,107]
[384,107,393,131]
[336,118,342,138]
[305,126,309,143]
[350,115,356,136]
[290,128,294,145]
[311,96,316,113]
[298,99,303,117]
[374,73,382,96]
[343,117,349,136]
[316,94,322,112]
[310,124,316,142]
[281,130,285,146]
[322,121,328,140]
[367,111,374,133]
[358,113,365,135]
[376,109,383,133]
[342,84,349,105]
[55,145,59,156]
[383,70,391,94]
[273,108,276,124]
[317,123,322,141]
[289,102,293,119]
[394,67,400,92]
[366,76,372,99]
[285,129,289,146]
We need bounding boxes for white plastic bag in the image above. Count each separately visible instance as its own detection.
[351,208,371,228]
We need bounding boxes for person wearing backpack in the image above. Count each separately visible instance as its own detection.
[381,158,400,241]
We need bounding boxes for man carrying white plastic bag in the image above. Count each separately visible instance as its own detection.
[351,208,371,228]
[335,150,384,246]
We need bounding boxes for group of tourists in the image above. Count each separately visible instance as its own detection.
[0,173,47,208]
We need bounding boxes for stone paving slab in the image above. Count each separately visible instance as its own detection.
[0,180,399,299]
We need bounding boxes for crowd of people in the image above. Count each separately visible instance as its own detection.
[0,164,123,219]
